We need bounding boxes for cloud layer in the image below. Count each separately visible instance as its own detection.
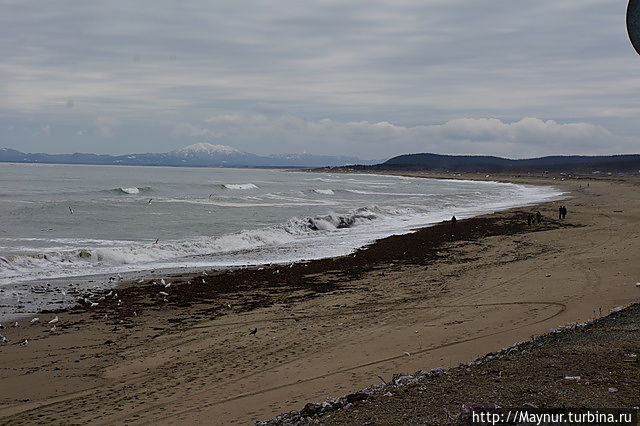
[175,115,629,159]
[1,0,639,157]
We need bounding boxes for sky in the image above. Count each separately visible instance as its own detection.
[1,0,639,160]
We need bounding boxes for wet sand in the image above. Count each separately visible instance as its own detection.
[0,173,639,425]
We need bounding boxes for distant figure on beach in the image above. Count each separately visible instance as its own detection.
[451,216,457,227]
[536,211,542,224]
[527,214,533,226]
[559,206,563,220]
[562,206,567,219]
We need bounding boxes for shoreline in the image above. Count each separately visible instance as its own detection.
[0,173,638,424]
[0,174,564,323]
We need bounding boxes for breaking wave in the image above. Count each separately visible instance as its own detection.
[112,186,152,195]
[221,183,259,190]
[0,205,408,284]
[312,189,334,195]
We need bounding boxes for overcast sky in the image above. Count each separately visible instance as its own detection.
[1,0,639,159]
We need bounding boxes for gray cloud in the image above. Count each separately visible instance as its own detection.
[1,0,639,157]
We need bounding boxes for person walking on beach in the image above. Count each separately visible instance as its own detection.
[562,206,567,219]
[559,206,563,220]
[451,215,457,227]
[536,211,542,224]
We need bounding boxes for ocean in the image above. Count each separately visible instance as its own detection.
[0,163,563,320]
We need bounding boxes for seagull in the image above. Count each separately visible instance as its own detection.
[90,302,99,307]
[12,321,19,327]
[50,325,57,332]
[164,283,171,288]
[30,317,40,324]
[159,291,169,296]
[68,206,74,214]
[160,279,166,286]
[19,339,28,346]
[48,316,59,324]
[148,198,153,204]
[0,334,7,343]
[154,238,159,244]
[0,323,4,330]
[249,328,257,335]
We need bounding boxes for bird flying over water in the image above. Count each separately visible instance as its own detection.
[148,198,153,204]
[68,206,74,214]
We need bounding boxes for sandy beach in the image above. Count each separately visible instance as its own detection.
[0,173,639,425]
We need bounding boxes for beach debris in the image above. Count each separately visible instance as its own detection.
[609,306,625,314]
[202,279,206,284]
[90,302,99,308]
[30,317,39,324]
[48,316,59,324]
[19,339,28,346]
[564,376,581,380]
[404,351,411,356]
[608,387,618,393]
[249,327,258,335]
[545,274,552,277]
[226,304,232,309]
[50,325,57,332]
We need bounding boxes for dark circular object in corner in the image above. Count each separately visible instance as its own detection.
[627,0,640,55]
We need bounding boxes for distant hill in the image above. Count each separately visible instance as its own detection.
[333,153,640,174]
[0,144,366,168]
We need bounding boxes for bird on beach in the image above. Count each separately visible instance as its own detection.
[12,322,18,327]
[50,325,57,332]
[249,327,257,335]
[159,291,169,296]
[19,339,28,346]
[30,317,39,324]
[0,334,7,343]
[0,323,4,330]
[160,279,166,286]
[48,316,59,324]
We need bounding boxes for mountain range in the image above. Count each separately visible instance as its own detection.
[336,152,640,173]
[0,143,369,168]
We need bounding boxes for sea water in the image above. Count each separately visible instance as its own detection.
[0,163,564,320]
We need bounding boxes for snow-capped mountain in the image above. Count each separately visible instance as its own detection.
[174,143,241,156]
[0,144,366,168]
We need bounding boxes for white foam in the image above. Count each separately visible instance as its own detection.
[223,183,258,190]
[313,189,335,195]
